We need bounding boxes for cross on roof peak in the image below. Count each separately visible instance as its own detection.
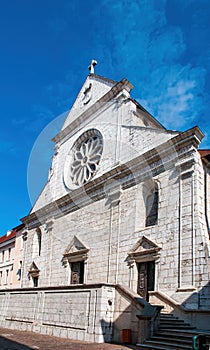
[88,59,97,74]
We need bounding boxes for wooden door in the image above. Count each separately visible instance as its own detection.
[137,261,155,301]
[70,261,84,284]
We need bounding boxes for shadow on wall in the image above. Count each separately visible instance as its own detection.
[100,319,113,343]
[150,281,210,330]
[0,335,33,350]
[99,290,142,344]
[99,288,159,345]
[100,319,135,345]
[167,282,210,310]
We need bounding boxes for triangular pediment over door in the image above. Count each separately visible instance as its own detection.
[63,235,89,265]
[128,236,161,263]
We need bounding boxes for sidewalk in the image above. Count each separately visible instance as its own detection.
[0,328,140,350]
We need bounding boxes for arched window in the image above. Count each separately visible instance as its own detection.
[37,230,42,256]
[33,229,42,258]
[145,182,159,227]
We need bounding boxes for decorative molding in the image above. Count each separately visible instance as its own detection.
[42,219,54,234]
[22,230,28,241]
[64,129,103,189]
[21,127,203,228]
[62,236,89,266]
[105,180,122,208]
[128,236,161,264]
[52,78,133,144]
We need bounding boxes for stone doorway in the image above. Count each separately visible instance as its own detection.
[70,261,84,284]
[137,261,155,301]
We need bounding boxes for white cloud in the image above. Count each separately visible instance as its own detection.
[93,0,208,133]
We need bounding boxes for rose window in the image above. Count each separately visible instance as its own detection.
[64,129,103,189]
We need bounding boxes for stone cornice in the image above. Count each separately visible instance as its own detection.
[22,126,203,229]
[0,283,116,293]
[52,78,134,144]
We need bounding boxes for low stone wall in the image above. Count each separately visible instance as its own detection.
[0,284,150,344]
[0,284,116,343]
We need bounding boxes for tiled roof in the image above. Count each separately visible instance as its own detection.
[0,230,16,244]
[199,149,210,157]
[199,149,210,162]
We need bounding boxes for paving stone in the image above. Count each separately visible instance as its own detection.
[0,327,139,350]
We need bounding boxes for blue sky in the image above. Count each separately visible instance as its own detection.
[0,0,210,234]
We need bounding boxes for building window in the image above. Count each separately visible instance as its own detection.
[5,269,9,285]
[32,276,39,287]
[70,261,84,284]
[37,231,42,256]
[8,247,11,260]
[64,129,103,190]
[2,250,5,263]
[145,183,159,227]
[17,261,22,280]
[0,271,2,286]
[33,229,42,258]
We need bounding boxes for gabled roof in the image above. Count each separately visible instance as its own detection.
[130,98,166,130]
[89,73,117,85]
[60,73,118,132]
[53,76,134,143]
[199,149,210,157]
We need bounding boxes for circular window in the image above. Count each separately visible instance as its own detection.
[64,129,103,189]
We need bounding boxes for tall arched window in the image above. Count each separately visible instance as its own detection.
[145,182,159,227]
[37,230,42,256]
[33,228,42,258]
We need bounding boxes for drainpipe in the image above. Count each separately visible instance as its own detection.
[107,206,113,284]
[204,167,210,238]
[178,174,182,289]
[191,171,195,287]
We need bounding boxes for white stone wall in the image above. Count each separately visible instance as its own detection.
[0,284,146,344]
[0,286,110,342]
[32,97,176,212]
[22,150,210,309]
[22,75,210,313]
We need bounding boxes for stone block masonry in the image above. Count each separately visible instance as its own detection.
[0,284,147,344]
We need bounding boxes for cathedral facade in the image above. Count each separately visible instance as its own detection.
[2,65,210,343]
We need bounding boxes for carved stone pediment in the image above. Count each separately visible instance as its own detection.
[128,236,161,263]
[63,236,89,265]
[28,261,40,278]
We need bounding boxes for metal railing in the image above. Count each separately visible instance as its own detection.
[192,335,210,350]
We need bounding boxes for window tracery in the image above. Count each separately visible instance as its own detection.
[143,180,159,227]
[146,186,159,227]
[64,129,103,189]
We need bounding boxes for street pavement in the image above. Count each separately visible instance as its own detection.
[0,328,140,350]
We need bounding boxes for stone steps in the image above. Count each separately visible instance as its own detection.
[138,340,192,349]
[137,312,210,350]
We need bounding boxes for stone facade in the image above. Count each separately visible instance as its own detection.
[10,71,210,341]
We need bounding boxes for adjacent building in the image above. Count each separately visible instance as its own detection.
[0,224,24,289]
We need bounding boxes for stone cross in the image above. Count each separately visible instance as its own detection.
[88,59,97,74]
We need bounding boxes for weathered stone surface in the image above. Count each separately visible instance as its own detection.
[14,72,210,340]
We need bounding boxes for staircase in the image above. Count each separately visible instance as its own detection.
[137,312,210,350]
